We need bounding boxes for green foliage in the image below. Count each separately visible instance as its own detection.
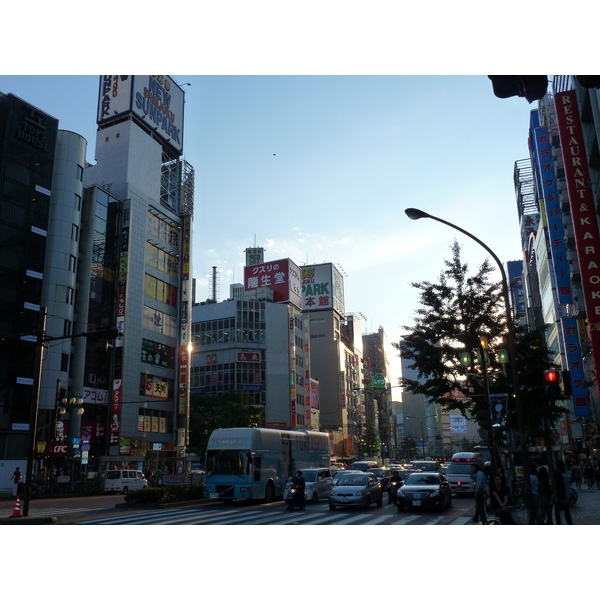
[188,389,265,457]
[125,484,205,504]
[398,437,417,460]
[395,241,568,442]
[358,423,379,457]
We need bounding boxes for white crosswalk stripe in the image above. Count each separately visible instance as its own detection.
[72,502,461,526]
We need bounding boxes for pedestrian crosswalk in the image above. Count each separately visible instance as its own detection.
[70,502,469,526]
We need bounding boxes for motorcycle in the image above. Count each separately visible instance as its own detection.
[387,479,402,505]
[285,484,306,510]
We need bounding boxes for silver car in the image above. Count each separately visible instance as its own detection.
[328,472,383,509]
[286,468,333,503]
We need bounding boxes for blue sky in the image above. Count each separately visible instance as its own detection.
[0,74,533,397]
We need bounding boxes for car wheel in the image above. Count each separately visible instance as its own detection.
[264,481,275,503]
[122,486,128,494]
[364,495,371,509]
[329,505,336,510]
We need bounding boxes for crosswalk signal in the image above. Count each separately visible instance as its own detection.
[544,369,561,400]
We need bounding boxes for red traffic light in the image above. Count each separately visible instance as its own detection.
[544,370,559,383]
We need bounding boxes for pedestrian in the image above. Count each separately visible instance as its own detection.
[534,458,553,524]
[529,465,540,525]
[554,460,573,525]
[583,458,595,489]
[489,474,515,524]
[10,466,22,496]
[571,458,582,491]
[470,463,488,525]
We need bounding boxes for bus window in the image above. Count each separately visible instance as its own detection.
[253,457,261,482]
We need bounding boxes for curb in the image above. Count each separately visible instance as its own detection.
[0,516,58,525]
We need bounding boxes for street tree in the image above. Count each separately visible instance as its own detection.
[395,240,566,442]
[358,423,379,458]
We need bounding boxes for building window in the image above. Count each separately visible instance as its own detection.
[71,224,79,242]
[66,287,74,305]
[63,320,72,337]
[76,165,83,181]
[69,255,76,272]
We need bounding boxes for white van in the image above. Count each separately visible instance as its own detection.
[104,470,148,494]
[445,452,483,494]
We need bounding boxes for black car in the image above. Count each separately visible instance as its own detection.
[396,472,453,511]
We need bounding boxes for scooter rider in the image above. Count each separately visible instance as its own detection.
[289,470,306,510]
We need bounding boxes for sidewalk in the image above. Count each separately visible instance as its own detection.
[465,485,600,525]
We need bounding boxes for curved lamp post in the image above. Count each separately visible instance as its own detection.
[405,208,531,508]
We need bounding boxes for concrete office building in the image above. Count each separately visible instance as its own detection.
[83,76,195,473]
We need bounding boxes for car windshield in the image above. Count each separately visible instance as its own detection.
[301,471,317,482]
[369,469,385,477]
[205,449,249,477]
[338,474,367,486]
[405,474,440,486]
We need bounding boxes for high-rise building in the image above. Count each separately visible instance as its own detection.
[0,93,59,478]
[0,77,195,494]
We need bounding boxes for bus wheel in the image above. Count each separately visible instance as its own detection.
[264,481,275,503]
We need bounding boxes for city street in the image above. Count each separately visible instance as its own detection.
[36,494,476,525]
[3,487,600,525]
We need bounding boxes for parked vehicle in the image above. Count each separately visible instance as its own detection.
[329,471,383,509]
[203,428,330,503]
[104,470,148,494]
[396,472,453,511]
[287,467,333,503]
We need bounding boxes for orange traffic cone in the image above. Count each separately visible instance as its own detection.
[10,495,22,518]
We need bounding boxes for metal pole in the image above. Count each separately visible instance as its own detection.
[23,307,47,517]
[405,209,532,509]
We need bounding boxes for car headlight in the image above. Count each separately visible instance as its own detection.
[430,489,440,496]
[355,489,366,496]
[397,489,406,497]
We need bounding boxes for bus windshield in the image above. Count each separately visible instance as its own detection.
[205,449,249,477]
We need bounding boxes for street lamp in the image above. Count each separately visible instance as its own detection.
[405,208,531,507]
[405,415,430,457]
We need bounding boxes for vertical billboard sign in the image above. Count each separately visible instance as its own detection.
[507,261,526,316]
[244,258,302,308]
[561,317,590,417]
[178,216,191,449]
[555,90,600,380]
[97,75,185,154]
[301,263,345,316]
[533,126,573,304]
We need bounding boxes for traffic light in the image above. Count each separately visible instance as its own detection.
[575,76,600,89]
[544,369,561,400]
[488,75,548,103]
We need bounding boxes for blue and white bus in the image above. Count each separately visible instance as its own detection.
[203,427,330,503]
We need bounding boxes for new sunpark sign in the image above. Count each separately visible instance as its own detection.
[97,75,185,154]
